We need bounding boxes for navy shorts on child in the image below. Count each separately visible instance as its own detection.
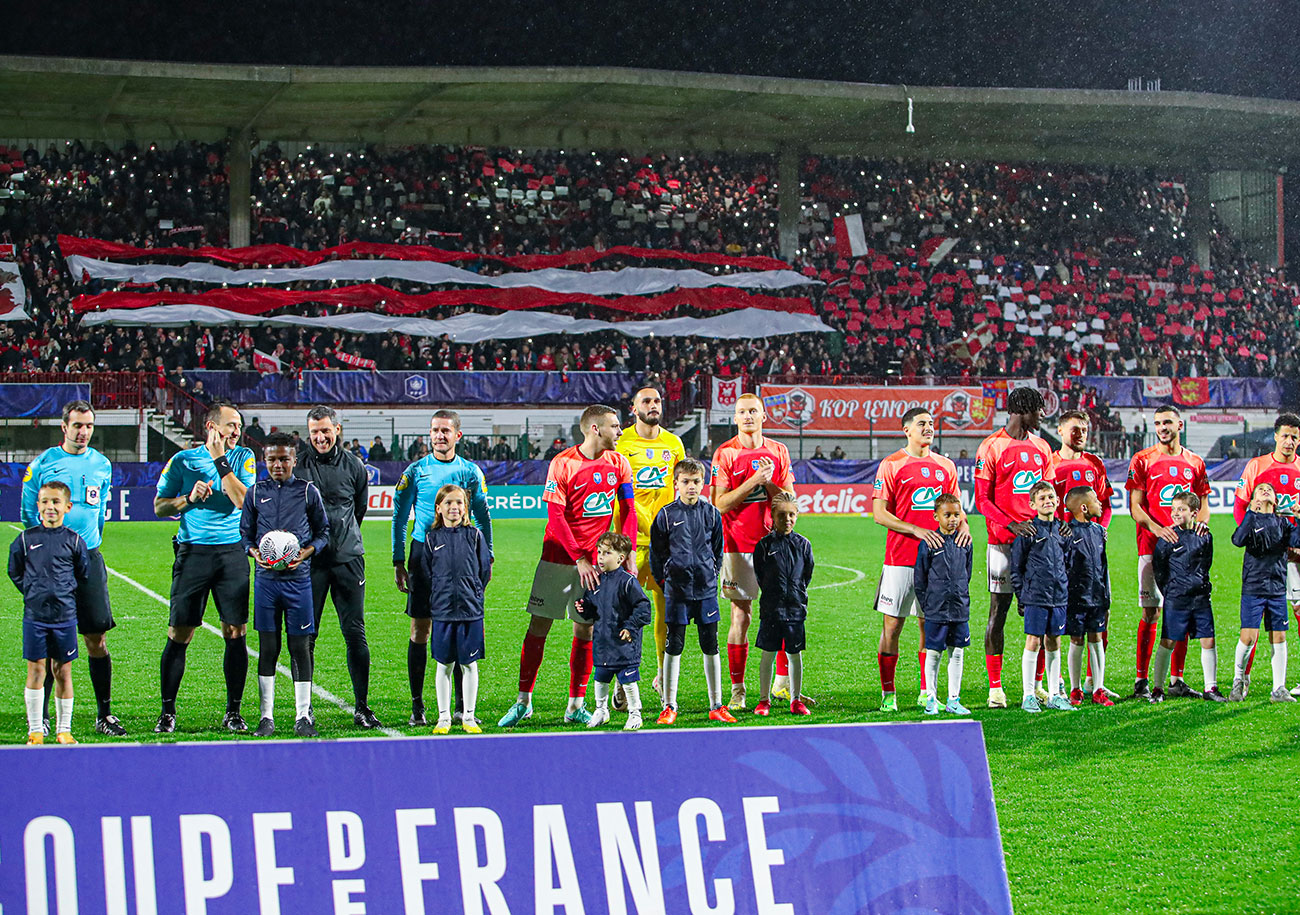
[430,620,486,666]
[1164,599,1215,641]
[253,576,315,634]
[923,620,971,651]
[593,663,642,686]
[23,620,78,662]
[1022,605,1068,638]
[1240,594,1289,632]
[665,593,720,626]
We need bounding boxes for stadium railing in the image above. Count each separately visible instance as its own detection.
[0,371,153,411]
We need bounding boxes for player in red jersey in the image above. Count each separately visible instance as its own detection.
[1126,404,1211,700]
[871,407,969,712]
[497,404,637,727]
[1050,410,1117,699]
[1231,412,1300,696]
[711,393,795,710]
[974,386,1055,709]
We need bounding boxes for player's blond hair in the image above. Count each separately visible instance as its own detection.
[432,484,471,529]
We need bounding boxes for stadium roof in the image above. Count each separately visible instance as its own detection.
[3,55,1299,170]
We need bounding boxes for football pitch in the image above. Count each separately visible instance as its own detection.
[4,515,1298,914]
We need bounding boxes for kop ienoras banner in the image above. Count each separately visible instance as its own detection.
[759,384,995,435]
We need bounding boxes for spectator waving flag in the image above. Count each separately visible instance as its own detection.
[919,236,960,265]
[252,349,281,374]
[0,251,28,320]
[833,213,869,258]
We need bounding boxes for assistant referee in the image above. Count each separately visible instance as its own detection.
[295,405,381,729]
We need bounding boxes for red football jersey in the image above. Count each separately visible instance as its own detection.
[541,446,633,563]
[1049,450,1114,523]
[711,435,794,553]
[1126,445,1211,555]
[873,448,960,566]
[974,429,1056,545]
[1233,453,1300,519]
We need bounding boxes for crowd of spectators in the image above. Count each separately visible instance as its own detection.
[2,139,1298,424]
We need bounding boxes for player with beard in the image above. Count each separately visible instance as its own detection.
[616,385,686,705]
[974,386,1055,709]
[1127,405,1211,699]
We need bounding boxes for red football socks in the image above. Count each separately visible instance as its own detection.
[727,642,749,685]
[879,652,899,692]
[1034,647,1046,684]
[1246,640,1258,675]
[1170,638,1188,679]
[986,654,1003,689]
[775,649,789,677]
[918,650,928,690]
[1136,620,1157,678]
[568,637,593,699]
[519,632,547,693]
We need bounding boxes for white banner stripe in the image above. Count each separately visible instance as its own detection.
[81,304,834,341]
[65,256,819,293]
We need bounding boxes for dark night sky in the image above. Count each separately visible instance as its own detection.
[7,0,1300,100]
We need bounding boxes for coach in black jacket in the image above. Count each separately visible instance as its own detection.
[295,406,381,729]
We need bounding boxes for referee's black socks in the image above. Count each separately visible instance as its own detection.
[224,636,248,714]
[160,638,188,715]
[87,654,113,719]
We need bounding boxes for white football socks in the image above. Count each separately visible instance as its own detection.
[703,651,723,709]
[1271,641,1289,692]
[55,697,73,733]
[435,662,454,720]
[1087,640,1106,694]
[1152,643,1173,691]
[461,662,478,718]
[1200,647,1217,691]
[592,679,610,712]
[757,651,775,704]
[1234,639,1252,682]
[787,650,804,701]
[24,687,43,733]
[662,652,681,710]
[294,681,311,720]
[947,647,965,700]
[259,675,275,721]
[1021,649,1037,699]
[1067,643,1085,692]
[623,682,642,715]
[1045,649,1061,699]
[925,649,942,703]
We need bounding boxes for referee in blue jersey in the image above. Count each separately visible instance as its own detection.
[152,400,257,734]
[393,409,493,725]
[20,400,122,736]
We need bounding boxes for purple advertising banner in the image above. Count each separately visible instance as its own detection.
[2,722,1011,914]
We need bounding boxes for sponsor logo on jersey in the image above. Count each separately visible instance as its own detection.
[1012,470,1042,494]
[1169,467,1180,478]
[22,463,33,483]
[243,455,256,476]
[544,480,557,495]
[582,491,615,517]
[872,476,884,491]
[396,474,410,492]
[921,467,931,478]
[1158,483,1187,507]
[1283,474,1291,485]
[910,486,942,511]
[593,472,603,484]
[976,458,986,471]
[1072,470,1082,481]
[634,465,668,489]
[1020,453,1029,463]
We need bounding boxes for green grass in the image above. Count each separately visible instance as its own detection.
[4,516,1299,914]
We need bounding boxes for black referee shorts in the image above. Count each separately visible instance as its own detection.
[169,541,250,629]
[405,538,432,619]
[76,547,116,635]
[310,555,367,633]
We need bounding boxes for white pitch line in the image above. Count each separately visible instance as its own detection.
[103,563,404,738]
[810,562,867,590]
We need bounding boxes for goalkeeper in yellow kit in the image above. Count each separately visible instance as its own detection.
[616,386,687,706]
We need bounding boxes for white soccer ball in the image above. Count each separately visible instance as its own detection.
[259,530,301,569]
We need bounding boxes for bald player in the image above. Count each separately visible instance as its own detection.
[616,385,687,704]
[711,393,796,710]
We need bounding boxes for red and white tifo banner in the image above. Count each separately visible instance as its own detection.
[793,483,875,515]
[758,384,995,435]
[0,260,27,320]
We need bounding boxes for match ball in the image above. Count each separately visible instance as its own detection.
[259,530,301,569]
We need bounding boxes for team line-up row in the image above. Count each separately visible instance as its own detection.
[12,389,1300,742]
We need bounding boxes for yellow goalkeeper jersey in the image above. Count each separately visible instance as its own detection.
[616,425,687,538]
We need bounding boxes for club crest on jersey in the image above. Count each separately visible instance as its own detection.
[582,491,615,517]
[910,486,942,511]
[85,486,100,506]
[1034,454,1042,466]
[936,469,944,481]
[1012,470,1043,494]
[634,465,668,489]
[922,467,931,478]
[1085,471,1095,482]
[662,449,671,461]
[1183,468,1192,479]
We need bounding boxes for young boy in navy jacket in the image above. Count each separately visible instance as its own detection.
[1011,481,1072,713]
[1151,491,1220,703]
[752,492,815,716]
[577,531,652,730]
[240,433,330,737]
[649,458,727,725]
[1062,486,1113,707]
[9,481,89,745]
[423,484,493,733]
[1229,482,1300,702]
[913,493,973,716]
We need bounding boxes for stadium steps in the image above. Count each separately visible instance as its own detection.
[146,410,193,452]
